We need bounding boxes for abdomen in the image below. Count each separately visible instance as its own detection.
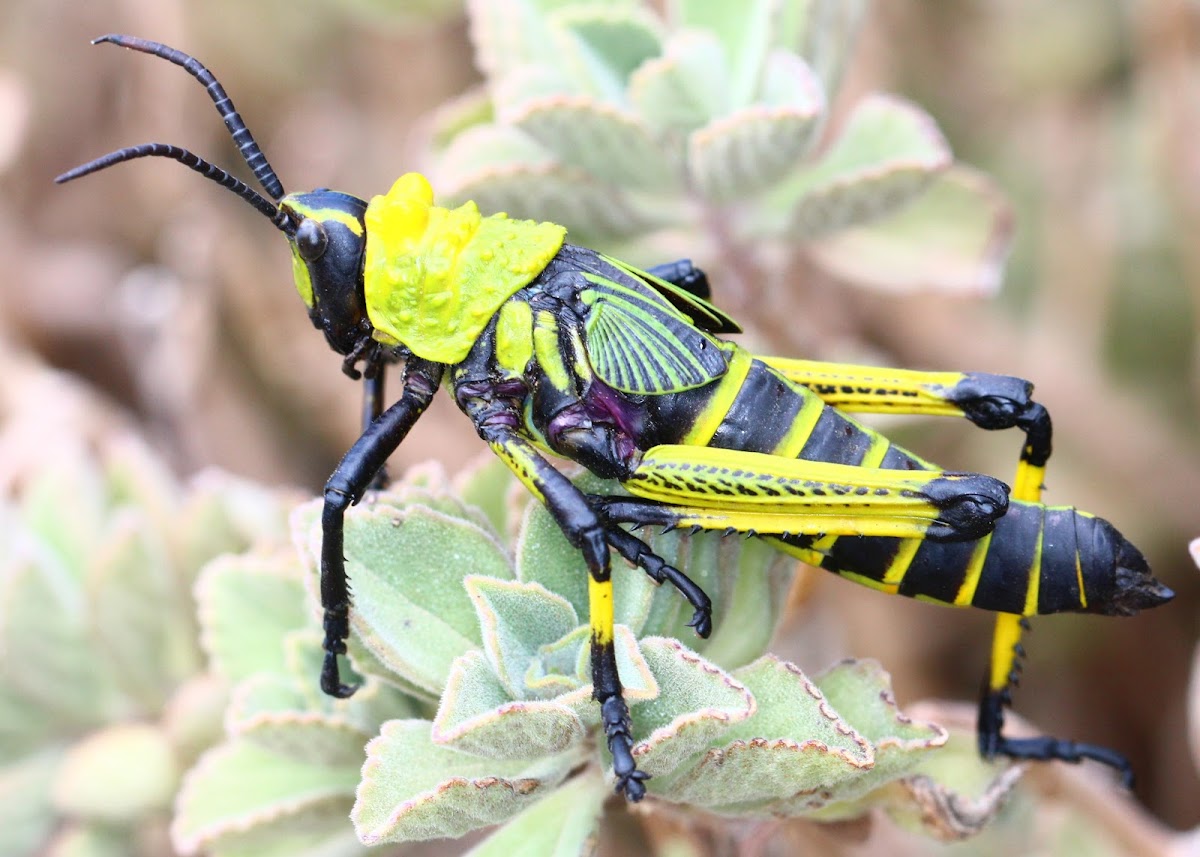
[648,345,1143,618]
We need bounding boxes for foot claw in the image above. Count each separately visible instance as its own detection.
[687,609,713,638]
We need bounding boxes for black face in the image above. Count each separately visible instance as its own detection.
[282,189,371,357]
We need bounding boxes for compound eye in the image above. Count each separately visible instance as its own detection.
[295,218,328,262]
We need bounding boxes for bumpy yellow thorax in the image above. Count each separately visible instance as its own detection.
[363,173,566,364]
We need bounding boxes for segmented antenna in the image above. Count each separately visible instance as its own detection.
[55,143,290,230]
[91,34,285,200]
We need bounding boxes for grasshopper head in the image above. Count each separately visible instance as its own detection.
[55,35,389,378]
[280,190,373,361]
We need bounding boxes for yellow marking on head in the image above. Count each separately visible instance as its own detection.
[363,173,565,364]
[495,300,534,377]
[281,198,365,308]
[282,199,365,236]
[989,613,1025,692]
[290,245,314,307]
[589,576,614,644]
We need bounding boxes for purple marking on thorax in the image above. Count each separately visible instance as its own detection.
[584,380,643,441]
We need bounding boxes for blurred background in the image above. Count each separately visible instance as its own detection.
[1,0,1197,840]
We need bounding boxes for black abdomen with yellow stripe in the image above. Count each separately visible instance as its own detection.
[638,340,1152,620]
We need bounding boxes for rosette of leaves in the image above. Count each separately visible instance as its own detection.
[0,435,293,857]
[428,0,1011,295]
[174,460,1016,855]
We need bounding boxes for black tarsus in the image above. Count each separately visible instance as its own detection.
[978,688,1135,788]
[602,523,713,637]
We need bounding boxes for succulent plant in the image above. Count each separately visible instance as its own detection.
[428,0,1011,297]
[0,430,293,857]
[171,459,1018,854]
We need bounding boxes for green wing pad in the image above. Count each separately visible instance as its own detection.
[601,254,742,334]
[581,274,728,394]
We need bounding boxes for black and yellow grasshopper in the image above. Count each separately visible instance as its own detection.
[58,35,1174,801]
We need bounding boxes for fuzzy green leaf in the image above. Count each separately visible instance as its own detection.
[352,719,575,844]
[670,0,774,108]
[85,510,198,709]
[196,552,309,682]
[43,824,130,857]
[664,655,874,812]
[688,53,823,202]
[784,0,868,96]
[463,768,608,857]
[202,816,362,857]
[51,724,179,823]
[432,650,587,758]
[548,4,663,103]
[18,448,106,580]
[0,749,61,857]
[172,739,359,856]
[778,93,952,239]
[507,95,678,190]
[435,122,558,187]
[368,462,497,534]
[782,659,947,814]
[628,638,755,782]
[101,435,180,533]
[629,528,794,669]
[466,576,579,698]
[513,499,590,619]
[436,124,659,241]
[302,503,513,695]
[466,0,606,80]
[0,559,116,728]
[515,494,662,637]
[807,165,1015,295]
[628,30,731,134]
[0,686,65,760]
[524,626,589,697]
[279,630,424,728]
[179,472,293,576]
[867,730,1020,841]
[429,86,497,153]
[161,674,230,768]
[226,675,374,765]
[691,537,794,670]
[454,454,520,539]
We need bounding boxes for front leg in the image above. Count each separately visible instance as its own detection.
[361,368,390,491]
[320,357,442,698]
[472,415,648,801]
